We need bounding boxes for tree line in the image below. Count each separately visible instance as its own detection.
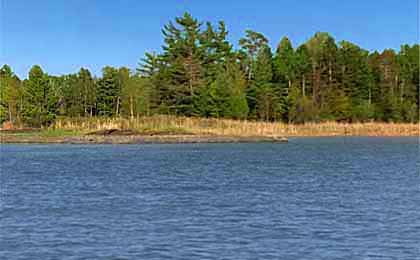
[1,13,419,127]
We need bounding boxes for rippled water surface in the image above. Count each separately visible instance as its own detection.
[1,137,419,259]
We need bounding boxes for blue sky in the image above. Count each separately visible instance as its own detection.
[1,0,418,78]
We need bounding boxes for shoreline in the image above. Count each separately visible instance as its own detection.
[1,132,418,145]
[0,133,289,144]
[1,118,418,144]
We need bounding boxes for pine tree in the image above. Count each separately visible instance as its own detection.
[225,61,249,119]
[253,45,274,120]
[22,65,58,126]
[377,49,400,121]
[210,61,249,119]
[338,41,373,121]
[295,45,311,98]
[2,14,418,124]
[274,37,295,89]
[159,12,205,115]
[239,30,268,81]
[96,66,119,116]
[397,44,419,122]
[274,37,296,121]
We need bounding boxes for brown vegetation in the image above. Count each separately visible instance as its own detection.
[52,116,419,137]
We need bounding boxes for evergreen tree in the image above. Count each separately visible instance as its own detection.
[274,37,295,89]
[376,49,400,121]
[22,65,58,126]
[138,52,170,114]
[295,44,311,98]
[96,66,119,116]
[338,41,373,121]
[397,44,419,122]
[2,15,418,124]
[253,45,274,120]
[160,12,205,115]
[274,37,296,121]
[209,61,249,119]
[224,62,249,119]
[239,30,268,81]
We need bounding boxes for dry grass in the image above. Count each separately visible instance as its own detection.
[51,116,419,137]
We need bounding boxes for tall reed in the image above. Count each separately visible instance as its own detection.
[52,116,419,137]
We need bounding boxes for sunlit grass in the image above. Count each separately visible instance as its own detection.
[38,129,84,137]
[50,116,419,137]
[0,129,82,138]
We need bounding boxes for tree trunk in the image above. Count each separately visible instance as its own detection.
[400,79,404,103]
[312,62,318,103]
[130,96,134,119]
[8,108,12,124]
[302,76,306,97]
[116,97,120,116]
[84,84,87,117]
[328,61,333,84]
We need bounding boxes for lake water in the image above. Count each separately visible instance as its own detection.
[1,137,419,259]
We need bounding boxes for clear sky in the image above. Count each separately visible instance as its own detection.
[1,0,418,78]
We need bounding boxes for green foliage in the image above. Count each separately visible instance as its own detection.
[351,101,375,122]
[274,37,295,84]
[239,30,269,81]
[251,45,274,119]
[1,65,21,123]
[78,68,96,116]
[324,88,351,121]
[288,83,319,123]
[338,41,372,105]
[96,66,120,116]
[205,61,249,119]
[22,65,58,126]
[121,75,153,117]
[2,14,418,126]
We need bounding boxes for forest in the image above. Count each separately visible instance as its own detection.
[1,13,419,127]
